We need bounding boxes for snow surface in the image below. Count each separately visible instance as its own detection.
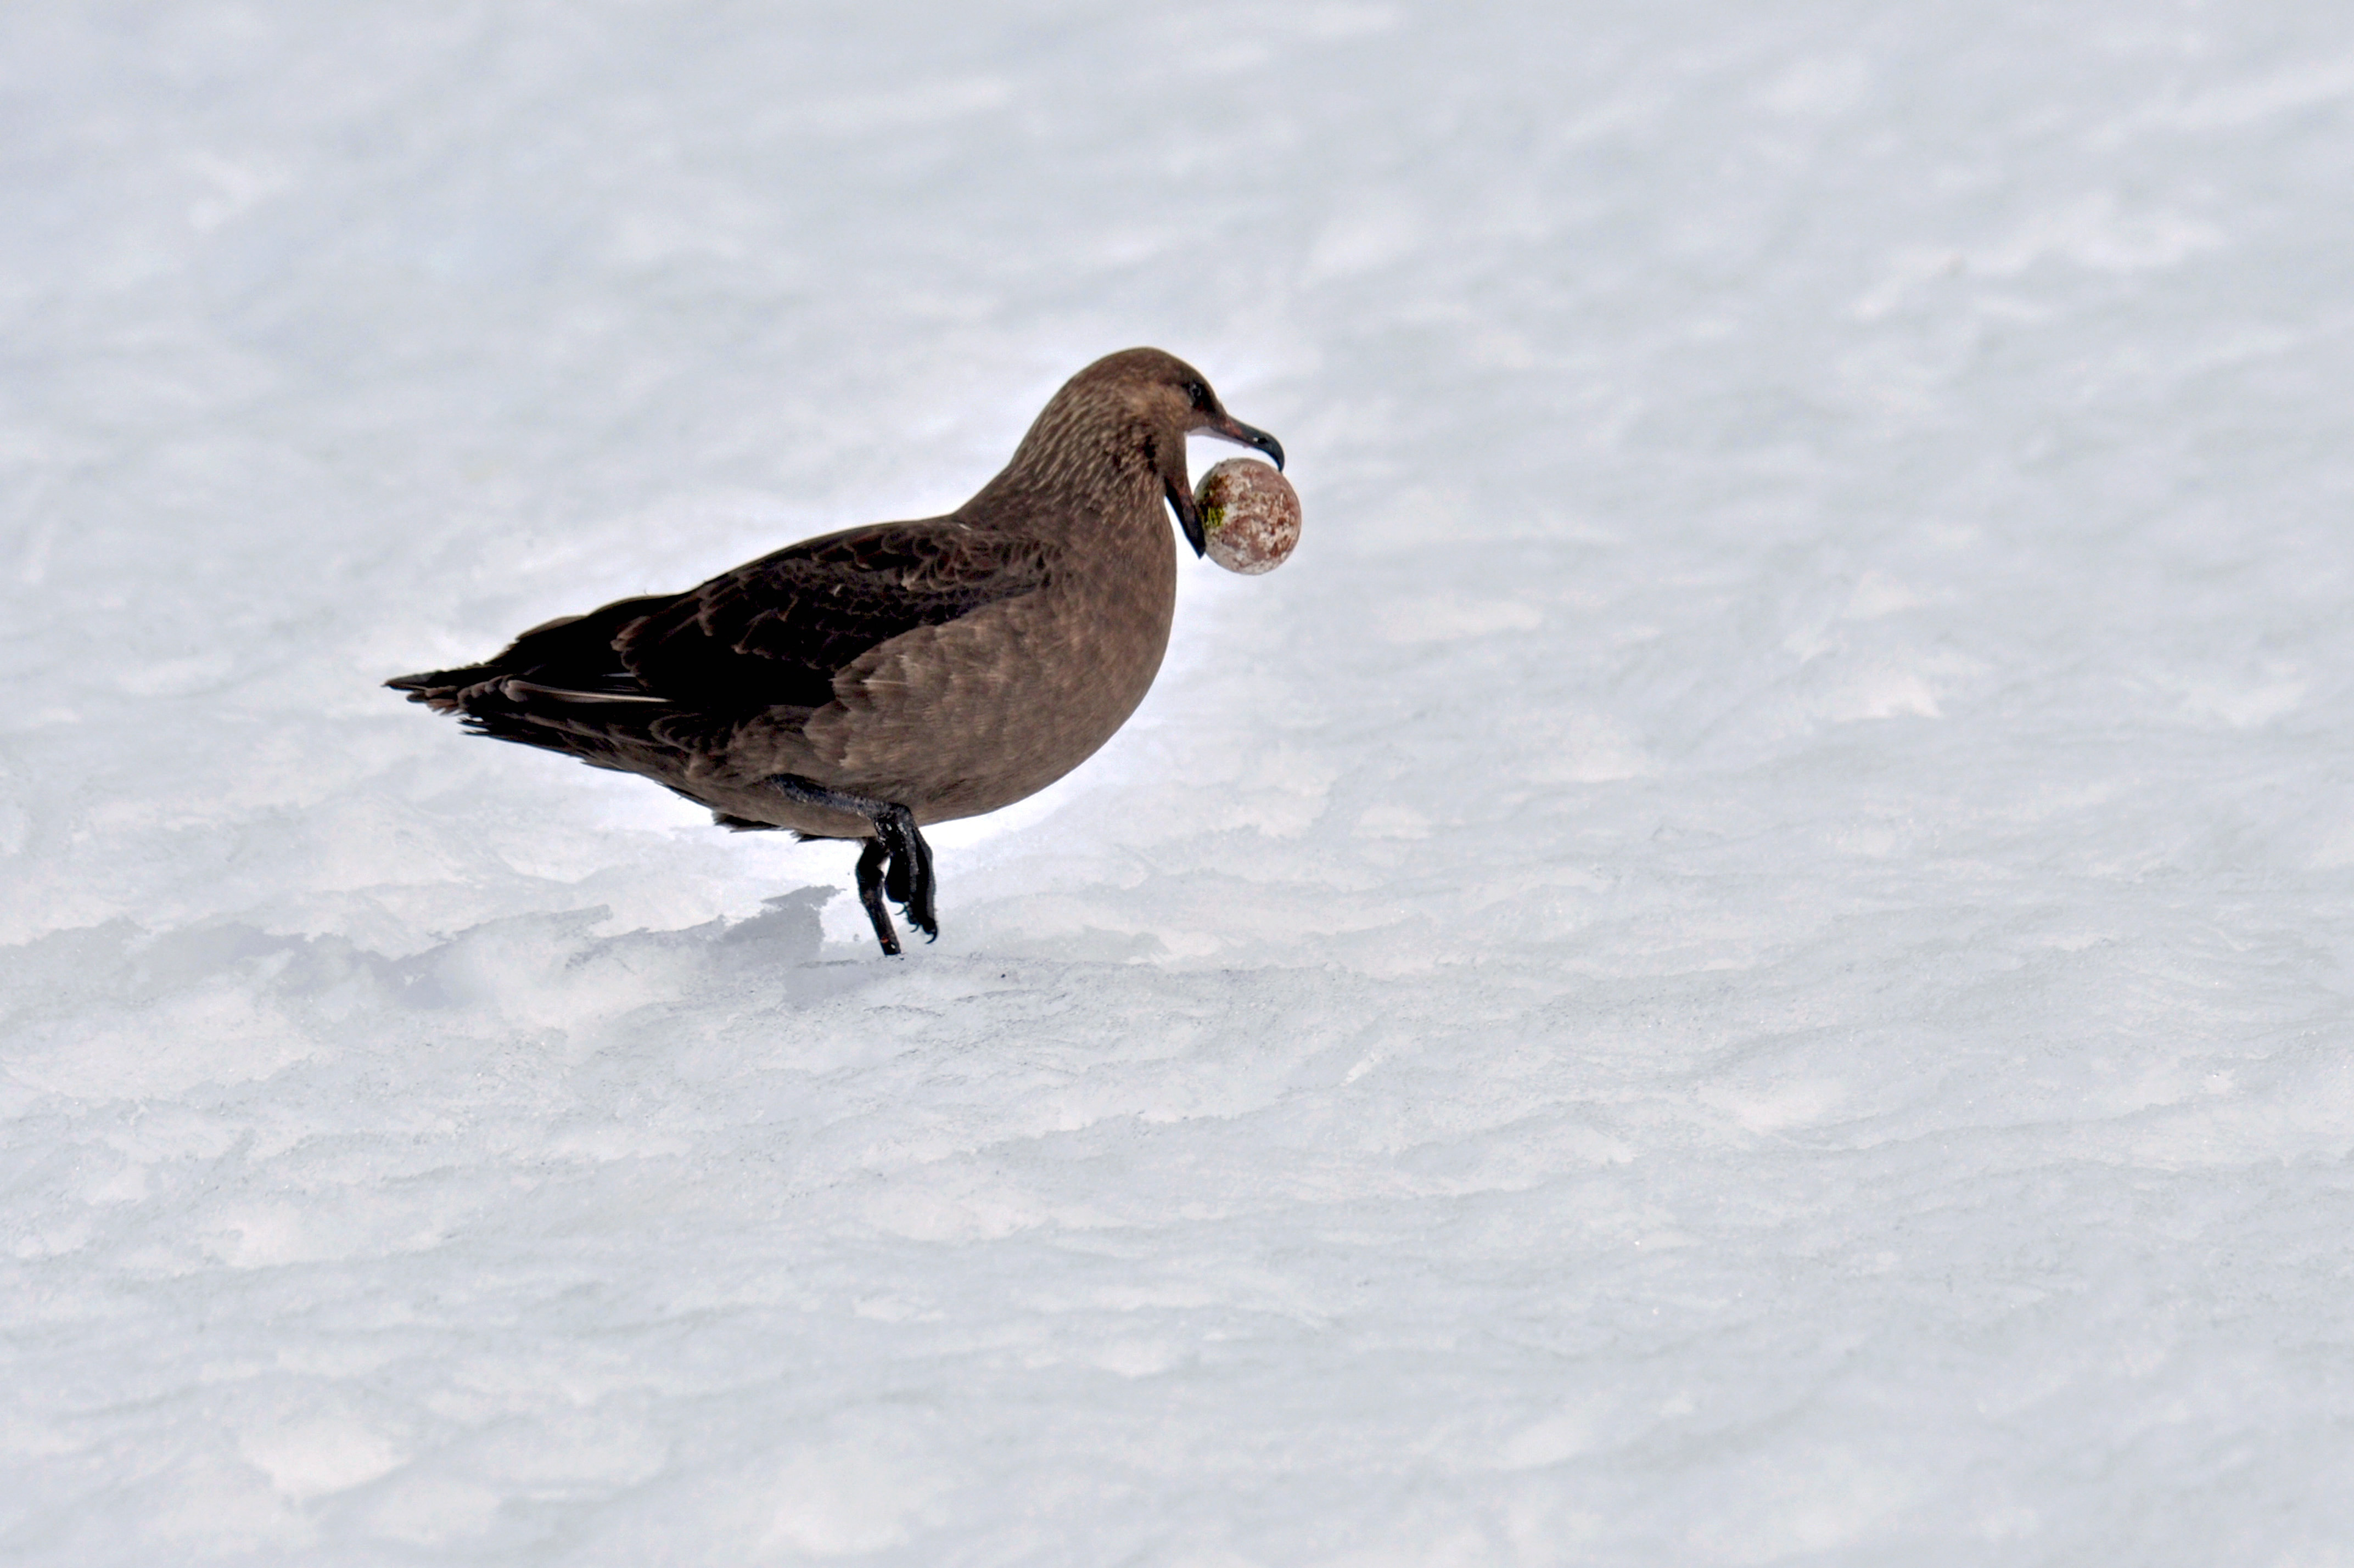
[5,1,2354,1562]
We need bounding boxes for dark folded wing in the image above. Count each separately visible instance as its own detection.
[388,522,1050,724]
[615,522,1051,709]
[385,594,677,709]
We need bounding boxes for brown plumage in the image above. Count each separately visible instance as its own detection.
[387,347,1285,954]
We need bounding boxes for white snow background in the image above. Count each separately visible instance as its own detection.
[4,1,2352,1562]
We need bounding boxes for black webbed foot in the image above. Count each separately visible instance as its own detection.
[872,803,937,942]
[770,774,938,955]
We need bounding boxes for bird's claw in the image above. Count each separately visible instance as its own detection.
[774,775,938,957]
[876,805,938,941]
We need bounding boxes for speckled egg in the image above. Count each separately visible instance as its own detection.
[1195,458,1302,575]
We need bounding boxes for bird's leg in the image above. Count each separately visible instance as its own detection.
[870,803,937,940]
[855,839,899,956]
[769,774,939,952]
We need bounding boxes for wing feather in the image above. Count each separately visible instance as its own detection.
[616,522,1051,708]
[387,523,1050,748]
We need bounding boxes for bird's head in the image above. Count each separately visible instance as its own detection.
[1030,347,1285,557]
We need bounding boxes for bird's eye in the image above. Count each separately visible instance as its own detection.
[1186,381,1212,411]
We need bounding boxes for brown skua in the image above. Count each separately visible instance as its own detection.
[387,347,1285,955]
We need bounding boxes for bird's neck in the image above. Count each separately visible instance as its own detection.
[968,419,1168,543]
[1009,405,1151,487]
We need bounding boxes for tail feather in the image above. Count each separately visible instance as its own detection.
[388,590,683,720]
[384,666,494,713]
[387,589,787,785]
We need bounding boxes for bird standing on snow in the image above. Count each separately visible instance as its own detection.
[388,348,1286,956]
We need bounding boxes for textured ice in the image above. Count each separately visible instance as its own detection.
[5,2,2354,1563]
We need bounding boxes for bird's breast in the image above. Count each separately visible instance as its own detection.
[804,509,1180,823]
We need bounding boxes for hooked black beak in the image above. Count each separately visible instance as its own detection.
[1205,413,1285,472]
[1166,411,1286,559]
